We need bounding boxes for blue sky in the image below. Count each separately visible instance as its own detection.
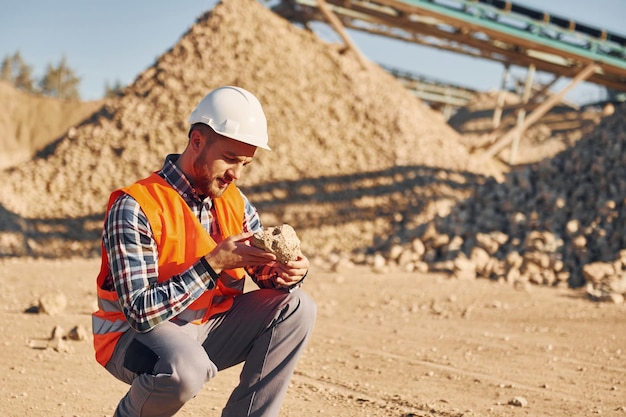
[1,0,624,103]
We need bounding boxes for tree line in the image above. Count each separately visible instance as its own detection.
[1,51,124,100]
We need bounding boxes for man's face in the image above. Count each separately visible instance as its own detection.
[190,130,257,198]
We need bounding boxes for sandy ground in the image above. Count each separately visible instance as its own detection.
[1,258,624,417]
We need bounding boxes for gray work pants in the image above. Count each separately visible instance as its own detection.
[104,288,316,417]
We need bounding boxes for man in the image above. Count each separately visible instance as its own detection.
[92,86,316,417]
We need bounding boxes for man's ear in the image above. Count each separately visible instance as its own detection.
[189,128,203,152]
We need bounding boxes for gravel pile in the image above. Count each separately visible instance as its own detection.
[0,0,623,302]
[0,0,478,258]
[367,103,626,302]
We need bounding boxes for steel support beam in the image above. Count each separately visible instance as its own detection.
[477,62,598,163]
[317,0,370,70]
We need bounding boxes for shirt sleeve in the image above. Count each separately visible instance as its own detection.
[104,194,219,332]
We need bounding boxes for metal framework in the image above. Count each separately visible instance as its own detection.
[270,0,626,162]
[271,0,626,91]
[382,64,477,118]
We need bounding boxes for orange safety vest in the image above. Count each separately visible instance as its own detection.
[92,173,246,366]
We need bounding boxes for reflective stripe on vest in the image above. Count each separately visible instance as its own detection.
[92,172,246,366]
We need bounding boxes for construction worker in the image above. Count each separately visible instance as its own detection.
[92,86,316,417]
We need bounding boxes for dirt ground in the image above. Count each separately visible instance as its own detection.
[1,258,624,417]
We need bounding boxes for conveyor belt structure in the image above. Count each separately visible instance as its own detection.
[271,0,626,91]
[383,64,477,104]
[381,64,478,118]
[270,0,626,162]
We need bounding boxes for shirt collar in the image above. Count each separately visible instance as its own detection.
[158,154,212,207]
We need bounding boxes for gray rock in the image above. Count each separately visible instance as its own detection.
[251,224,301,263]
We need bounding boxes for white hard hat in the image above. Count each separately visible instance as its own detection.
[189,86,270,150]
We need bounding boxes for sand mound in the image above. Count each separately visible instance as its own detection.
[0,0,623,301]
[0,0,477,257]
[0,81,102,170]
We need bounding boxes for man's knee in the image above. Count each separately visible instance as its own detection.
[165,349,218,403]
[283,290,317,338]
[296,290,317,327]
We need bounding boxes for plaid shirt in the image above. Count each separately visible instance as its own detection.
[102,154,278,332]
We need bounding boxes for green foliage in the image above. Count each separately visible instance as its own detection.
[104,79,125,98]
[1,51,37,93]
[39,56,81,100]
[2,50,128,100]
[1,51,120,100]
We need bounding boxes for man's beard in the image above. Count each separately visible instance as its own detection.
[191,158,224,198]
[197,176,225,199]
[192,142,231,198]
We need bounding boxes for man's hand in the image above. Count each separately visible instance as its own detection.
[273,254,310,289]
[204,232,276,274]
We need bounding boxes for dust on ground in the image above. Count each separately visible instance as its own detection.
[1,258,624,417]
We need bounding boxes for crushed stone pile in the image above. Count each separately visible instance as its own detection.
[367,103,626,303]
[0,0,479,258]
[0,0,623,303]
